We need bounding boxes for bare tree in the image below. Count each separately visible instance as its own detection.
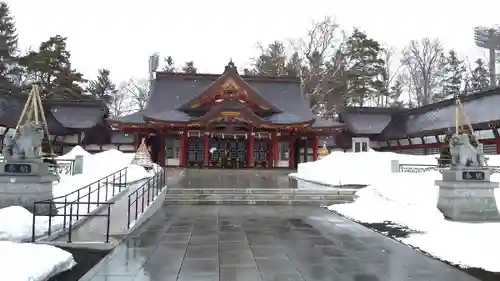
[123,77,150,111]
[108,87,131,119]
[401,38,445,106]
[288,16,348,117]
[376,46,404,107]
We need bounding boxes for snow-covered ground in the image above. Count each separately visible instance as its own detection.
[292,150,500,273]
[0,146,159,281]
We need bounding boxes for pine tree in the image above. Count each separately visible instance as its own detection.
[441,50,465,98]
[343,28,386,107]
[469,58,490,89]
[252,41,289,76]
[86,69,116,100]
[182,61,197,74]
[0,2,18,93]
[19,35,86,99]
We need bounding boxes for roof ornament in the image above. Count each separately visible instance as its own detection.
[224,59,238,74]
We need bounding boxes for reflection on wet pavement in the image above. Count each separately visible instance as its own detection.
[82,205,479,281]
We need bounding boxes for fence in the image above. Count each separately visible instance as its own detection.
[392,160,500,174]
[127,168,166,228]
[31,167,128,243]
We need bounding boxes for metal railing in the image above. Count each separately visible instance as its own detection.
[127,168,166,228]
[31,167,128,243]
[398,163,500,174]
[0,157,75,176]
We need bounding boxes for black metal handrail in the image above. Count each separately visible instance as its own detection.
[31,167,128,243]
[127,168,166,228]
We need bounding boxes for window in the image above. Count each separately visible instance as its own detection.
[354,142,361,152]
[362,142,367,152]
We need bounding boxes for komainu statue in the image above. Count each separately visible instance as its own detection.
[449,132,485,167]
[2,122,44,160]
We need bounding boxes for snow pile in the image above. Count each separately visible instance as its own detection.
[294,150,437,186]
[57,145,91,159]
[294,150,500,272]
[0,241,75,281]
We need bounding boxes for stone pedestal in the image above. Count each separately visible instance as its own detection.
[435,167,500,222]
[0,160,59,215]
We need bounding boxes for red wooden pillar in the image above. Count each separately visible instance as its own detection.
[273,133,279,167]
[179,132,186,167]
[313,134,319,161]
[158,132,165,166]
[248,133,255,167]
[267,138,273,168]
[203,132,210,167]
[134,131,140,149]
[289,136,296,168]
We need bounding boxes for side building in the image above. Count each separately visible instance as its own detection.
[0,93,109,154]
[339,87,500,155]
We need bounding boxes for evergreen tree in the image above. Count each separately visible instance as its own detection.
[19,35,86,99]
[86,69,116,100]
[342,28,386,106]
[441,50,465,98]
[0,2,18,94]
[252,41,289,76]
[162,56,175,72]
[469,58,490,89]
[182,61,197,74]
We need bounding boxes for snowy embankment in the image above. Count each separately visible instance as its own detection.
[0,146,159,281]
[292,150,500,273]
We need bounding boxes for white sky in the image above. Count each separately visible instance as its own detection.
[7,0,500,83]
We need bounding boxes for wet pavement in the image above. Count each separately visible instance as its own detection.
[81,205,479,281]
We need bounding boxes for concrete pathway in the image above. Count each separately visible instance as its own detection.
[80,204,479,281]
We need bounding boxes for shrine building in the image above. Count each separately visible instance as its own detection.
[339,87,500,156]
[111,61,343,168]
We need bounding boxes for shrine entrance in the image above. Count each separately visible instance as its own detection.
[209,136,247,168]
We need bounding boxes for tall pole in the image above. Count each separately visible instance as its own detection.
[474,26,500,87]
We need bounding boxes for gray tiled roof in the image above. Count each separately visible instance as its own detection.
[311,117,344,128]
[341,113,392,134]
[342,87,500,138]
[143,73,315,124]
[116,111,146,124]
[0,94,105,135]
[406,94,500,135]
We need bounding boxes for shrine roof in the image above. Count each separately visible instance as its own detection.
[142,70,314,125]
[340,87,500,138]
[0,93,107,135]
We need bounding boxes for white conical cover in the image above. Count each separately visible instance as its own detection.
[131,138,153,167]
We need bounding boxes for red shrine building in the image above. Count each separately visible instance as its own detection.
[111,62,343,168]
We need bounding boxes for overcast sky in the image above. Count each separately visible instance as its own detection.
[7,0,500,82]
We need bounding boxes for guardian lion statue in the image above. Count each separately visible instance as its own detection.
[449,132,485,167]
[2,122,44,160]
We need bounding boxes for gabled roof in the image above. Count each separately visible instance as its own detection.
[179,61,281,113]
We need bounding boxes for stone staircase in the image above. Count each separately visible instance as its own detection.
[164,187,356,205]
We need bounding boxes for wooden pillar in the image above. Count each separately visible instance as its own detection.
[203,132,210,167]
[313,134,319,161]
[267,138,273,168]
[289,136,296,169]
[158,132,165,166]
[179,132,186,167]
[273,133,279,167]
[134,131,140,149]
[248,133,255,167]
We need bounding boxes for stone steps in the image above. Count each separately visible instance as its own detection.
[164,188,355,205]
